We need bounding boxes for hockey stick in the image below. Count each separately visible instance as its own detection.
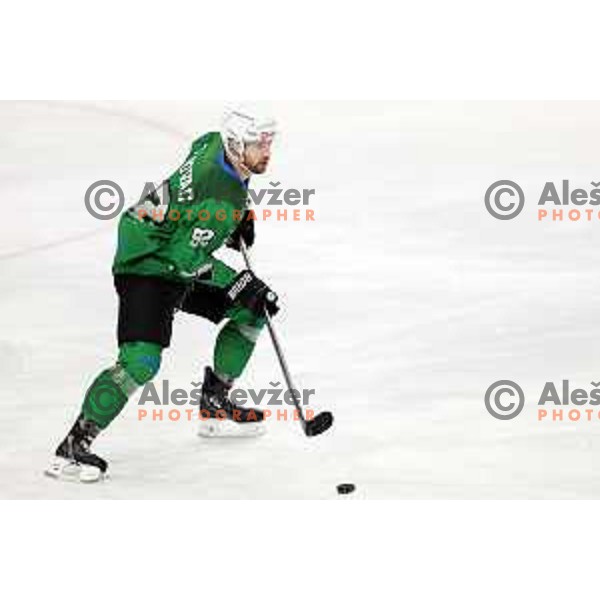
[239,242,334,437]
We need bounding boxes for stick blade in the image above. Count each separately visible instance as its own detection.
[304,411,334,437]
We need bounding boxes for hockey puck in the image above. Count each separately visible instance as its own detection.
[336,483,356,495]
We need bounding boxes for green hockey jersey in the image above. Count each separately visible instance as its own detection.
[112,132,248,283]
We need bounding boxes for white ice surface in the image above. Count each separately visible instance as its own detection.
[2,101,600,498]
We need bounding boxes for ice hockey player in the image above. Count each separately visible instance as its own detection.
[46,108,280,483]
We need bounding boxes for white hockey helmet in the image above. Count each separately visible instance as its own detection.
[220,107,277,160]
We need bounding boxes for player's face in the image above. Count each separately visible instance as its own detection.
[243,134,274,174]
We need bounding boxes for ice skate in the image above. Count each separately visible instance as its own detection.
[45,415,107,483]
[198,367,266,438]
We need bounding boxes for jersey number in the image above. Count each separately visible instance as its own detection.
[190,228,215,248]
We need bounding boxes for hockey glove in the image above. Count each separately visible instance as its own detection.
[226,211,255,251]
[225,270,279,317]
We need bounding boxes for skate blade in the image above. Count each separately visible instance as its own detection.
[198,418,266,439]
[44,457,106,484]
